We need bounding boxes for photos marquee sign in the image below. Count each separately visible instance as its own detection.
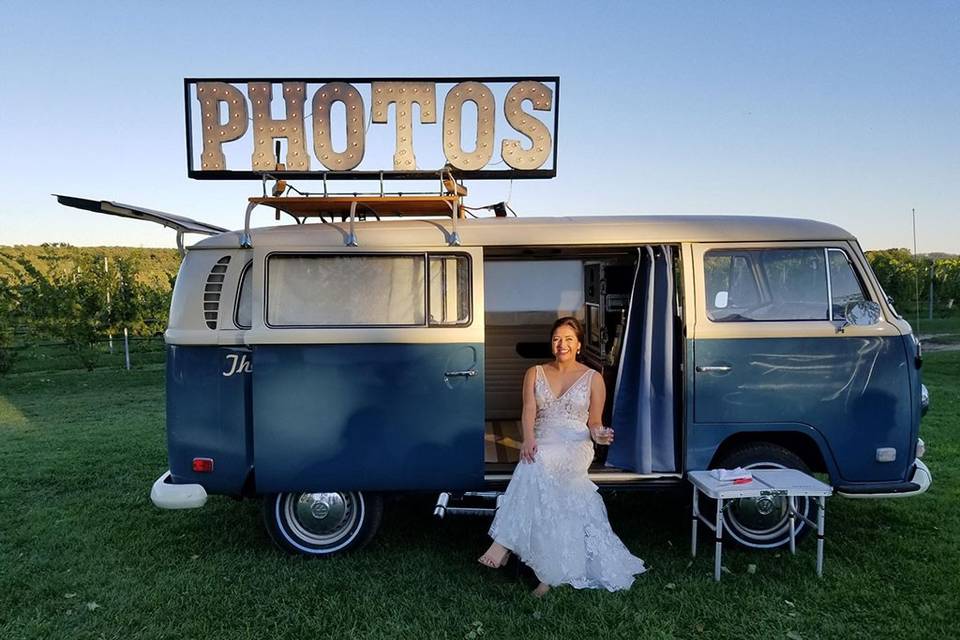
[185,77,559,180]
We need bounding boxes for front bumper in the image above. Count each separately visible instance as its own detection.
[836,459,932,499]
[150,470,208,509]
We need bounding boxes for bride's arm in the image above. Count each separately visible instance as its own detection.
[520,367,538,463]
[587,372,613,444]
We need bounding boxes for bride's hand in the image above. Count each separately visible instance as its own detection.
[520,438,538,463]
[591,427,615,445]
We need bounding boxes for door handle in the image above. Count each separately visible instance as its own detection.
[696,365,732,373]
[444,369,478,378]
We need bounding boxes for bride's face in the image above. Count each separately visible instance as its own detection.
[551,325,580,363]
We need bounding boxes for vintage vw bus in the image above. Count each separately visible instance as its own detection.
[58,195,931,555]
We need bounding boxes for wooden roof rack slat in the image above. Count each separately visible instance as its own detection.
[248,195,463,220]
[241,192,466,248]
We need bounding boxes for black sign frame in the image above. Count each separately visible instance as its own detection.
[184,76,560,180]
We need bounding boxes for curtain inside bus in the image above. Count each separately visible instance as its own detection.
[607,245,677,473]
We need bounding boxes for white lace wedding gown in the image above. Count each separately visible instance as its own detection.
[488,365,646,591]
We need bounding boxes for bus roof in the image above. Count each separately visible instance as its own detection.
[192,214,855,249]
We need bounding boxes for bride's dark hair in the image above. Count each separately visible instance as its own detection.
[550,316,584,344]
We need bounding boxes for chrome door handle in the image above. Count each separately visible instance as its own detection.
[444,369,477,378]
[696,365,732,373]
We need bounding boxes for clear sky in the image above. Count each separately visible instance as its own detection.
[1,1,957,252]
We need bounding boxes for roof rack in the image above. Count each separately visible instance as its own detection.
[249,194,462,221]
[242,167,468,248]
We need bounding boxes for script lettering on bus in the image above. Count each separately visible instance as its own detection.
[195,80,554,174]
[223,353,252,377]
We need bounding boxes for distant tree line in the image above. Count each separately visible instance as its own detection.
[0,245,957,374]
[865,249,960,317]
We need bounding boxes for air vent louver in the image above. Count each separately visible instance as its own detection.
[203,256,231,329]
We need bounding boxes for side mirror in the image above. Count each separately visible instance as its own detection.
[837,300,881,332]
[714,291,729,309]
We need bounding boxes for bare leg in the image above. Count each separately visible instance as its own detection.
[532,582,550,598]
[478,541,511,568]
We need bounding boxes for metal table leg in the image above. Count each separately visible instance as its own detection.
[691,486,699,558]
[816,496,826,577]
[714,498,724,582]
[788,497,796,555]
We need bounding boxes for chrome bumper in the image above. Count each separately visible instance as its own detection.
[837,459,932,499]
[150,470,208,509]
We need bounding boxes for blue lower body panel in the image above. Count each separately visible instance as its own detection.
[251,343,484,493]
[166,345,253,495]
[691,335,913,483]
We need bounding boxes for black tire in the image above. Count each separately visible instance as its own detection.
[712,443,815,550]
[262,491,383,557]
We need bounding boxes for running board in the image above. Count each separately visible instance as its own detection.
[483,471,683,483]
[434,491,503,519]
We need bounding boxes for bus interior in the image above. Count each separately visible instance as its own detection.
[482,245,684,482]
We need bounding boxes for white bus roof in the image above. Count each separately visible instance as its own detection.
[192,215,855,250]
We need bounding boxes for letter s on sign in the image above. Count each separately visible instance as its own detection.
[501,81,553,170]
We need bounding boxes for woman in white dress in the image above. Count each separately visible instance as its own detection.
[478,317,646,596]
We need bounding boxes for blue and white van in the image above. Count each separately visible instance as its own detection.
[59,196,931,555]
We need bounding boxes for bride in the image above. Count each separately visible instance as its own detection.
[478,317,646,596]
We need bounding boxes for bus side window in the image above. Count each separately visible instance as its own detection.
[704,253,760,318]
[235,261,253,329]
[428,254,471,326]
[827,249,869,320]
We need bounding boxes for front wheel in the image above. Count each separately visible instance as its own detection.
[262,491,383,557]
[713,443,816,550]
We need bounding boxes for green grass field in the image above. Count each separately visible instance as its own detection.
[1,352,957,640]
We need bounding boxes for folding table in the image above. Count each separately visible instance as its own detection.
[687,469,833,582]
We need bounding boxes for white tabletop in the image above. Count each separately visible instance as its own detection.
[687,469,833,499]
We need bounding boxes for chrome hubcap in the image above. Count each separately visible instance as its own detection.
[756,497,775,516]
[728,494,789,535]
[723,461,808,547]
[285,492,360,545]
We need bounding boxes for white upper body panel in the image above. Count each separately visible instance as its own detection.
[190,215,855,251]
[168,214,893,346]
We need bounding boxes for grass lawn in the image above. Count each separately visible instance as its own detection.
[1,352,958,640]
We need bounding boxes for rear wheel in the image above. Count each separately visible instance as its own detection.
[262,491,383,556]
[713,443,815,549]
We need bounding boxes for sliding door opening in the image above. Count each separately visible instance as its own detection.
[482,246,683,477]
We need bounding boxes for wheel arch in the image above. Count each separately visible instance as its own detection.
[708,431,833,480]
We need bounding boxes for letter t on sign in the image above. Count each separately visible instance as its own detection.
[371,82,437,171]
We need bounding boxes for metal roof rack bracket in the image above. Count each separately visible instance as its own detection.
[241,200,260,248]
[345,201,359,247]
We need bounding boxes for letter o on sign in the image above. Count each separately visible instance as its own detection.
[442,82,495,171]
[313,82,365,171]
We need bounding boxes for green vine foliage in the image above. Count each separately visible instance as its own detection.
[865,249,960,316]
[0,253,174,372]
